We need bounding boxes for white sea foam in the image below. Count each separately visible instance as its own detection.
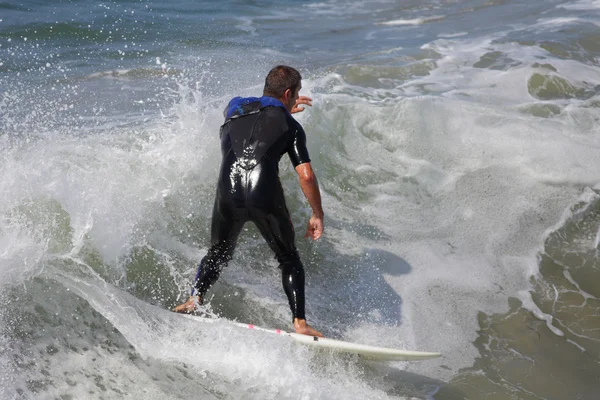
[536,17,582,26]
[234,17,258,36]
[48,269,390,399]
[559,0,600,10]
[87,69,133,78]
[438,32,468,38]
[302,26,600,375]
[378,15,445,26]
[518,291,564,336]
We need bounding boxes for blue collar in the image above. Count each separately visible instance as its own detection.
[225,96,289,119]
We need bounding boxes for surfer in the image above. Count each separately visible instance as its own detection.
[174,65,324,337]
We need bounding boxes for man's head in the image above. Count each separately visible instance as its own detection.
[263,65,302,112]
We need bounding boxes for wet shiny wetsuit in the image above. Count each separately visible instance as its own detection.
[192,96,310,320]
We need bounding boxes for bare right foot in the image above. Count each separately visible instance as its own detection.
[293,318,324,337]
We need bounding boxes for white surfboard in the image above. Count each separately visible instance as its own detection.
[181,314,441,361]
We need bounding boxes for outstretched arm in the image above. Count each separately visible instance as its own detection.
[295,162,324,240]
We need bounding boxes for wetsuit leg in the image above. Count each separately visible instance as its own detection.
[251,208,306,321]
[192,200,245,297]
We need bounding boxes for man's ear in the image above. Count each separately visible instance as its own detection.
[283,88,292,102]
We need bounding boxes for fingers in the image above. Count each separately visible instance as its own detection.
[304,227,311,239]
[291,96,313,114]
[312,226,323,240]
[305,220,323,240]
[306,222,314,239]
[296,96,312,106]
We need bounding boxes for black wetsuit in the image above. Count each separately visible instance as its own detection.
[191,96,310,320]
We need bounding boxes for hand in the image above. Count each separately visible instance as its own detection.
[304,214,324,240]
[291,96,312,114]
[172,296,202,313]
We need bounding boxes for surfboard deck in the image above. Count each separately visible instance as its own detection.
[180,314,441,361]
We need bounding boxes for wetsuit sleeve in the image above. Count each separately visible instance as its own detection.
[288,122,311,167]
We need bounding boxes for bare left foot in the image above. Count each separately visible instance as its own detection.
[172,296,202,314]
[294,318,324,337]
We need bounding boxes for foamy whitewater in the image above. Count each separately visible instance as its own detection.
[1,0,599,399]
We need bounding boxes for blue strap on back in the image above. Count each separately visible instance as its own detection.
[225,96,288,120]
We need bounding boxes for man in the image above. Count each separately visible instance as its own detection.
[173,65,324,337]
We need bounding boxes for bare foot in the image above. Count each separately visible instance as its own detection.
[294,318,324,337]
[172,296,202,314]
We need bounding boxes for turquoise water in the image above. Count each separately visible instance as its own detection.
[1,1,600,399]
